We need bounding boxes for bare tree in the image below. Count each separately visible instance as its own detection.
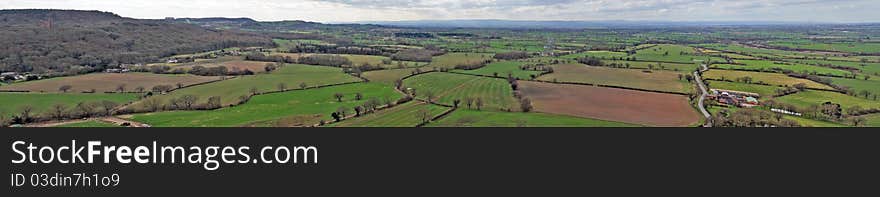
[851,116,866,127]
[135,86,145,93]
[465,97,474,109]
[299,82,308,90]
[475,98,484,110]
[207,96,222,109]
[116,84,126,93]
[179,95,199,109]
[520,98,533,112]
[278,83,287,91]
[336,107,348,118]
[334,93,345,102]
[355,93,363,100]
[51,103,67,119]
[100,100,118,116]
[18,105,34,122]
[176,82,184,89]
[418,108,432,124]
[75,102,96,118]
[143,97,164,112]
[59,85,72,93]
[249,87,259,95]
[424,91,435,104]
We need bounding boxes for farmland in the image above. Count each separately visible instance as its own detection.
[329,102,449,127]
[128,64,362,108]
[0,92,139,117]
[537,64,692,94]
[3,9,880,128]
[517,81,700,127]
[428,109,638,127]
[403,72,519,111]
[0,73,220,93]
[52,120,121,128]
[128,82,401,127]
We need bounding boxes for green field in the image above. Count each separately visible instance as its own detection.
[130,64,362,108]
[632,44,724,64]
[428,53,493,69]
[403,72,518,111]
[428,109,638,127]
[706,105,846,127]
[129,82,403,127]
[703,69,834,90]
[783,59,880,76]
[706,80,783,98]
[52,120,121,127]
[0,93,139,117]
[767,40,880,54]
[362,68,418,86]
[775,90,880,111]
[453,61,544,79]
[825,77,880,97]
[560,51,628,59]
[538,64,692,94]
[329,101,449,127]
[863,114,880,127]
[712,59,850,77]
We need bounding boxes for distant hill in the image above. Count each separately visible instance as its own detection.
[359,19,825,29]
[0,9,273,74]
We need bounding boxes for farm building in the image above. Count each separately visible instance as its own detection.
[709,89,760,107]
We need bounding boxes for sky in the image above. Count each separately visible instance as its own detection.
[1,0,878,23]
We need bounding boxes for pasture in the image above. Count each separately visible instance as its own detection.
[52,120,121,128]
[863,114,880,127]
[402,72,519,111]
[712,59,850,77]
[825,77,880,97]
[518,81,700,127]
[128,82,402,127]
[702,69,834,90]
[537,64,692,94]
[453,61,544,79]
[428,109,638,127]
[0,73,220,93]
[632,44,724,64]
[178,60,273,73]
[129,64,362,108]
[428,53,494,69]
[774,90,880,111]
[706,80,783,98]
[0,92,139,117]
[362,68,418,86]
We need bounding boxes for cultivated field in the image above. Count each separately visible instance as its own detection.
[0,73,221,93]
[518,81,700,127]
[361,68,419,86]
[428,109,638,127]
[178,60,273,73]
[403,72,519,111]
[128,82,402,127]
[537,64,692,94]
[329,101,449,127]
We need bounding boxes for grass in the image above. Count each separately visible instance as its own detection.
[702,69,834,90]
[825,77,880,97]
[0,92,139,117]
[52,120,121,128]
[863,113,880,127]
[403,72,519,111]
[783,59,880,76]
[706,80,783,98]
[537,64,692,94]
[428,53,493,69]
[329,102,449,127]
[452,61,544,79]
[712,59,850,77]
[560,51,628,59]
[632,44,724,64]
[0,73,221,93]
[428,109,638,127]
[774,90,880,111]
[128,82,402,127]
[605,60,699,74]
[130,64,362,108]
[362,68,418,86]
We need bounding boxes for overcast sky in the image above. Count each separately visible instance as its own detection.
[2,0,877,23]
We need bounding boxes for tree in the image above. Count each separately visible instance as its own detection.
[793,83,808,91]
[99,100,118,116]
[51,103,67,119]
[860,90,872,99]
[334,93,344,102]
[207,96,222,109]
[135,86,145,93]
[116,84,126,93]
[75,102,96,117]
[475,98,484,110]
[453,99,461,108]
[685,74,695,82]
[18,105,34,123]
[354,106,364,117]
[678,74,683,81]
[355,93,363,101]
[264,63,277,72]
[277,83,287,91]
[152,85,173,93]
[418,108,432,124]
[143,97,164,112]
[520,98,533,112]
[179,95,198,109]
[299,82,308,90]
[465,97,474,109]
[865,75,871,81]
[424,91,435,103]
[59,85,72,93]
[336,107,347,118]
[851,116,866,127]
[176,83,183,89]
[250,87,259,95]
[331,112,341,122]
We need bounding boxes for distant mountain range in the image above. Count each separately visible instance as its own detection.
[354,19,854,29]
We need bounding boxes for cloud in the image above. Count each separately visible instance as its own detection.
[1,0,877,22]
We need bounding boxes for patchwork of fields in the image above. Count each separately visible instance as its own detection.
[0,73,221,93]
[538,64,692,94]
[403,72,519,111]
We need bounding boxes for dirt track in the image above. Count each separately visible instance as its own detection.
[518,81,700,127]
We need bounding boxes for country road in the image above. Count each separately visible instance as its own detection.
[694,63,712,127]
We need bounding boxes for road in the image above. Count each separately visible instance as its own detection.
[694,64,712,127]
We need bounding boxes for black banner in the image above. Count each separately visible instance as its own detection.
[3,128,878,196]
